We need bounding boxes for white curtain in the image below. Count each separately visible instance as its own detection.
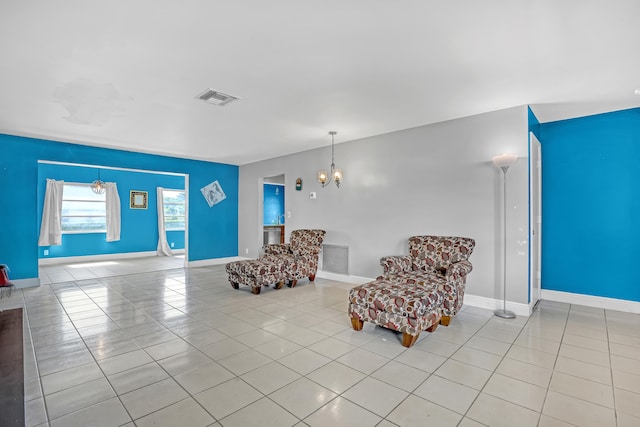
[156,187,173,256]
[38,179,64,246]
[105,182,121,242]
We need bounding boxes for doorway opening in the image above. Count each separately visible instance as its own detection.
[529,132,542,310]
[262,174,285,246]
[36,160,189,282]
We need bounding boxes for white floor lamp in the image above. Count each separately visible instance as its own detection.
[493,153,518,319]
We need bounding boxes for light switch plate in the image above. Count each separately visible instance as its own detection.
[309,192,317,199]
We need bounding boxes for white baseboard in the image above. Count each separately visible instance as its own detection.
[463,294,531,317]
[316,270,374,285]
[316,271,532,316]
[187,256,249,268]
[541,289,640,314]
[39,250,185,266]
[10,277,41,289]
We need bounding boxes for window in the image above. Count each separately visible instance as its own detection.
[61,184,106,233]
[163,189,185,230]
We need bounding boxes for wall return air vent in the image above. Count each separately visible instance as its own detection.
[196,89,239,106]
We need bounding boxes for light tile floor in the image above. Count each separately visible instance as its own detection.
[38,255,186,285]
[1,257,639,426]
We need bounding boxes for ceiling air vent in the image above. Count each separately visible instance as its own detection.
[196,88,239,106]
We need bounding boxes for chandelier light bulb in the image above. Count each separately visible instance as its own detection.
[318,170,328,186]
[317,131,343,188]
[91,169,106,194]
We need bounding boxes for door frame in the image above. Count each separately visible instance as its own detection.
[529,132,542,310]
[36,160,189,271]
[260,174,286,247]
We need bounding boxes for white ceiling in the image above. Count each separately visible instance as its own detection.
[1,1,639,165]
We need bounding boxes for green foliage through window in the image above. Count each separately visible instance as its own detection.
[163,190,185,230]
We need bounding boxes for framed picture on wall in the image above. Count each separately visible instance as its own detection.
[200,180,226,207]
[130,190,148,209]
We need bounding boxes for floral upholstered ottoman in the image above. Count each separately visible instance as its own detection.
[348,277,443,347]
[225,259,286,295]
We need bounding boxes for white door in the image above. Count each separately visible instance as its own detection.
[529,132,542,308]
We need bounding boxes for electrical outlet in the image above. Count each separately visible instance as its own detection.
[170,242,174,248]
[43,249,49,256]
[286,211,291,218]
[245,248,249,255]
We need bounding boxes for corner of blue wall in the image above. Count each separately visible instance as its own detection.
[538,107,640,302]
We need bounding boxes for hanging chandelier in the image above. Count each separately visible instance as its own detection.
[91,169,106,194]
[317,131,343,188]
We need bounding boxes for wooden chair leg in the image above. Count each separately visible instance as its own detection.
[308,274,316,281]
[288,279,298,288]
[230,282,239,289]
[251,286,261,295]
[426,323,438,333]
[351,317,364,331]
[402,332,419,348]
[440,316,451,326]
[274,281,284,290]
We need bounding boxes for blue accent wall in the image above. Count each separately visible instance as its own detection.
[166,230,185,251]
[263,184,285,225]
[0,133,239,280]
[539,108,640,302]
[37,163,185,258]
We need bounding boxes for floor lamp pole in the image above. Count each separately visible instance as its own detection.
[494,160,516,319]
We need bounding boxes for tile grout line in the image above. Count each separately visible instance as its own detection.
[34,273,187,424]
[42,279,135,425]
[523,304,570,427]
[442,312,509,425]
[21,292,50,427]
[26,264,640,426]
[603,308,619,427]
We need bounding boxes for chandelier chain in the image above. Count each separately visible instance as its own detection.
[318,131,342,188]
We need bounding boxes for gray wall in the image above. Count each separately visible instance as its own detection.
[239,106,530,304]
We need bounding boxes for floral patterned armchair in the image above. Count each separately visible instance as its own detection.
[260,229,326,287]
[379,235,475,325]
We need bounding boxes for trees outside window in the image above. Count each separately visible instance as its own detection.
[163,190,185,230]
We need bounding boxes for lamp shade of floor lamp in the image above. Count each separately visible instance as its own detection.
[493,154,518,319]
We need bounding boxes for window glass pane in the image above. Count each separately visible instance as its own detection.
[62,216,106,232]
[63,184,106,201]
[61,184,106,233]
[62,200,105,216]
[162,190,185,231]
[165,219,185,231]
[163,204,185,216]
[163,190,184,204]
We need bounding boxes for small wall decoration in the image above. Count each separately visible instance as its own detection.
[296,178,302,191]
[130,190,148,209]
[201,180,226,207]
